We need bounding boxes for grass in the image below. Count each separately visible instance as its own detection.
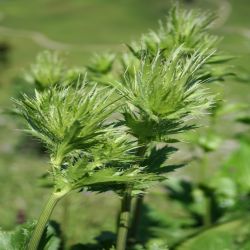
[0,0,250,247]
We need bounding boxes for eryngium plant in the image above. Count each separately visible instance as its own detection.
[14,4,232,250]
[14,82,157,249]
[106,5,231,248]
[112,47,217,248]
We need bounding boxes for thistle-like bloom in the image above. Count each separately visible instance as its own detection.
[111,47,214,143]
[25,51,85,90]
[87,53,116,75]
[15,84,116,165]
[86,52,119,85]
[15,80,161,250]
[127,5,232,83]
[14,82,158,193]
[129,5,218,59]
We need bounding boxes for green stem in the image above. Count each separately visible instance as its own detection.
[128,142,147,243]
[204,196,212,228]
[62,195,70,248]
[28,189,69,250]
[116,190,132,250]
[129,195,144,243]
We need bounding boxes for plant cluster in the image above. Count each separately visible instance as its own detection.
[2,4,245,250]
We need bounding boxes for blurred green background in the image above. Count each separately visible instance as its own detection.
[0,0,249,248]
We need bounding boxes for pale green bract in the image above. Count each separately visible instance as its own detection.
[127,5,232,83]
[14,82,159,193]
[111,47,214,143]
[87,52,116,75]
[15,84,118,166]
[128,5,218,59]
[25,51,85,90]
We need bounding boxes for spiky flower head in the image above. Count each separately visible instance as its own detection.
[86,52,119,86]
[111,47,214,143]
[25,51,85,90]
[129,5,218,60]
[87,53,116,75]
[15,4,233,196]
[14,81,160,193]
[126,5,232,84]
[14,83,119,166]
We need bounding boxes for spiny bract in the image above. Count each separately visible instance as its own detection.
[129,5,218,60]
[15,82,159,193]
[111,47,214,143]
[25,51,85,90]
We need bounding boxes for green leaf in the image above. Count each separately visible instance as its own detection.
[0,221,62,250]
[0,221,35,250]
[145,239,169,250]
[236,115,250,125]
[38,221,62,250]
[198,133,222,152]
[143,144,183,175]
[208,177,237,209]
[217,138,250,193]
[176,218,250,250]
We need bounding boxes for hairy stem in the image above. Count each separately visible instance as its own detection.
[116,190,132,250]
[28,189,69,250]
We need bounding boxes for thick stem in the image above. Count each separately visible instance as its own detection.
[129,143,147,243]
[28,189,69,250]
[204,196,212,228]
[129,195,144,243]
[116,190,132,250]
[61,196,70,248]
